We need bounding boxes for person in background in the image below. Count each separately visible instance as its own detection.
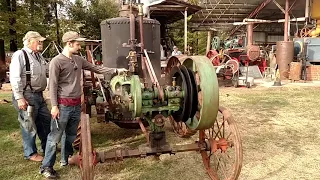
[10,31,51,162]
[171,45,182,56]
[40,31,127,179]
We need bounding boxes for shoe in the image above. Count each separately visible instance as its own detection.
[29,153,43,162]
[68,154,80,166]
[40,167,59,179]
[60,161,68,167]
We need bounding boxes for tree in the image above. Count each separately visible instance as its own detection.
[68,0,118,39]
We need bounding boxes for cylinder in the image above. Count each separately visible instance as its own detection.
[289,62,302,81]
[276,41,294,79]
[100,17,161,81]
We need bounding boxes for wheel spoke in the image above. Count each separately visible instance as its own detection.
[214,120,224,139]
[214,153,228,179]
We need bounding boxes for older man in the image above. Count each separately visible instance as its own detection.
[40,31,127,178]
[10,31,51,162]
[171,46,182,56]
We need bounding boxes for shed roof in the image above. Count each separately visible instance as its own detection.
[149,0,202,24]
[189,0,307,34]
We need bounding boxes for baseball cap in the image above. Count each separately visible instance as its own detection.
[173,46,178,49]
[23,31,46,41]
[62,31,86,43]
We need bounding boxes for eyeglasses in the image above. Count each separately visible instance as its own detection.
[70,60,78,70]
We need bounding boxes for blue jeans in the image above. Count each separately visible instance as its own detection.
[12,91,51,159]
[41,104,81,168]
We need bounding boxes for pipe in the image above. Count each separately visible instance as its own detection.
[305,0,309,20]
[247,23,253,46]
[284,0,289,41]
[239,17,306,24]
[138,4,148,87]
[206,31,212,53]
[129,14,135,50]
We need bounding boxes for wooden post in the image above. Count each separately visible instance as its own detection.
[206,31,212,54]
[184,8,188,54]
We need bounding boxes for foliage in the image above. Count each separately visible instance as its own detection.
[0,0,119,51]
[67,0,119,39]
[168,19,208,55]
[1,0,208,55]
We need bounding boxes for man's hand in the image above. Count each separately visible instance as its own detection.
[116,68,128,74]
[17,98,28,110]
[51,106,60,120]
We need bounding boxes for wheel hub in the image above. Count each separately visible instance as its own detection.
[211,138,228,153]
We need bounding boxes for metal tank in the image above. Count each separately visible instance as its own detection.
[100,17,161,80]
[276,41,294,80]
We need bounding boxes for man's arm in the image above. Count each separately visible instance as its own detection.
[9,51,24,100]
[49,59,60,106]
[81,57,117,74]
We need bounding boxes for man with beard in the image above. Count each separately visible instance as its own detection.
[40,31,127,178]
[10,31,51,162]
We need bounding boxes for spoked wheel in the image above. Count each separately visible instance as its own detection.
[80,113,95,180]
[168,115,197,138]
[211,36,221,50]
[300,27,311,37]
[199,107,242,180]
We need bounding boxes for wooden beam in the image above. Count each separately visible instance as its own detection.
[151,5,186,8]
[200,3,258,7]
[150,7,187,11]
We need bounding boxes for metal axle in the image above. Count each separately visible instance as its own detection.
[70,141,209,165]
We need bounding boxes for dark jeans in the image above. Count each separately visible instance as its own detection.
[12,91,51,159]
[41,104,81,168]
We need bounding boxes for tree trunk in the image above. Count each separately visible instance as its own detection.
[54,1,61,45]
[8,0,17,51]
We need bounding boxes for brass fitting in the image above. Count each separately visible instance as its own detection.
[138,4,143,16]
[172,77,176,87]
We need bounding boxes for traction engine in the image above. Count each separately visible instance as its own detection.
[74,3,243,180]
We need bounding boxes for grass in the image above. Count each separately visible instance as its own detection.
[1,86,320,180]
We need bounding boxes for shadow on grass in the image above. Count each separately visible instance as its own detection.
[90,121,146,149]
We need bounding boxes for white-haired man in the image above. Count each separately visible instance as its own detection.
[40,31,127,178]
[171,46,182,56]
[10,31,51,162]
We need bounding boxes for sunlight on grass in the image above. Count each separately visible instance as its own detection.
[1,87,320,180]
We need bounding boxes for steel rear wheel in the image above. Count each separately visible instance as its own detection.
[199,107,243,180]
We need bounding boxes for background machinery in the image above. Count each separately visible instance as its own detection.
[72,3,243,180]
[290,0,320,81]
[206,24,269,87]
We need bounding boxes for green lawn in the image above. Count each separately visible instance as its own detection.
[1,87,320,180]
